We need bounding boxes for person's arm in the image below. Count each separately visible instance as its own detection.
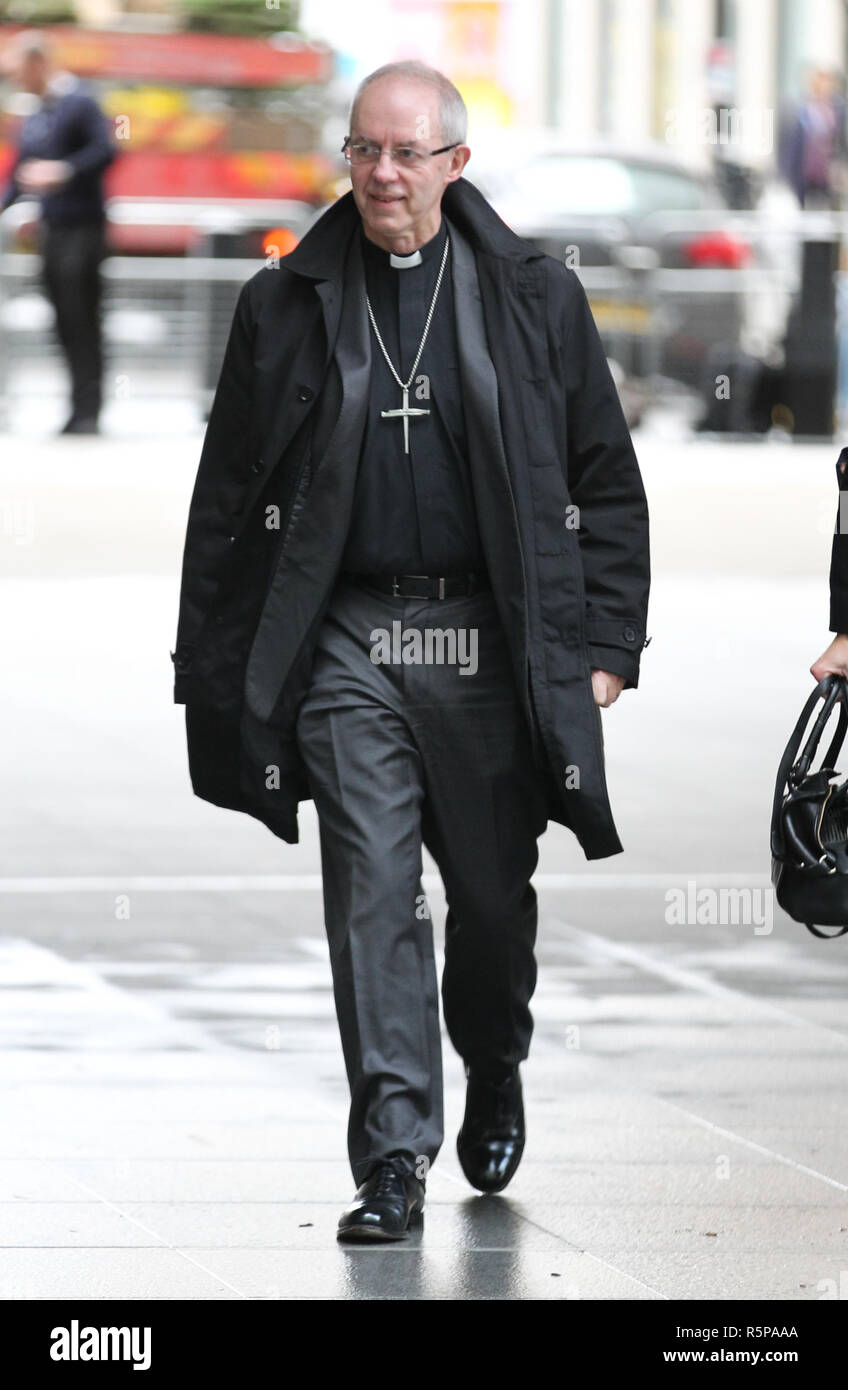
[834,96,848,164]
[812,448,848,678]
[558,267,651,693]
[62,93,117,179]
[13,94,117,195]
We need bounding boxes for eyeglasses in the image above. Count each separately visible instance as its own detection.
[342,136,459,168]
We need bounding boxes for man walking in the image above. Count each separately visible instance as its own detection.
[172,61,650,1241]
[1,30,117,433]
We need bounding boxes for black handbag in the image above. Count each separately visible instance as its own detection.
[771,674,848,937]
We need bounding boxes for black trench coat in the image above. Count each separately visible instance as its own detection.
[171,177,651,860]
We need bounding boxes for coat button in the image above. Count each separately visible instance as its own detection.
[623,625,637,642]
[250,457,265,474]
[296,385,314,402]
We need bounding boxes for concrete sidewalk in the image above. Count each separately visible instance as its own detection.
[2,889,847,1300]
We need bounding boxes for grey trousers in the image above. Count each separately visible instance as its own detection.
[294,575,548,1186]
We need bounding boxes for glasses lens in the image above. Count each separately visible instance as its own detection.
[345,141,427,166]
[348,142,376,163]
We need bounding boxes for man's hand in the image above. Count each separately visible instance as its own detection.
[811,633,848,681]
[16,158,72,193]
[591,668,625,707]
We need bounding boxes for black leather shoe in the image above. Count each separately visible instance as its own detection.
[457,1064,525,1193]
[337,1158,425,1242]
[59,415,100,436]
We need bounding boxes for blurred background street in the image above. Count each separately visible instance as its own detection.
[2,0,848,1303]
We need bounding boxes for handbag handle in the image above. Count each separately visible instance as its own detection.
[771,675,848,858]
[794,676,848,780]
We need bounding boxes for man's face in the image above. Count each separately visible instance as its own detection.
[810,69,831,102]
[348,77,469,251]
[10,52,48,95]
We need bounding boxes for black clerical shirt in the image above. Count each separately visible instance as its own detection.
[341,213,486,575]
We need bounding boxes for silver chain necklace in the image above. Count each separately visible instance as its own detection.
[365,231,450,454]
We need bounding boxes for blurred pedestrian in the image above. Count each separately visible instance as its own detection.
[778,66,848,210]
[0,29,117,434]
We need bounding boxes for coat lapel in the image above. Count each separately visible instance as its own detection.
[247,279,343,505]
[449,221,534,738]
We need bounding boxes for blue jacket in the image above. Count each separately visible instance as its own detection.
[1,78,117,225]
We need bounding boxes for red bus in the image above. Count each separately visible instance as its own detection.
[0,23,336,249]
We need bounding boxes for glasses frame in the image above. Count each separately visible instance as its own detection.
[341,135,460,167]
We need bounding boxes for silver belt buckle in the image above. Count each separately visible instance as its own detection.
[397,573,430,598]
[438,576,445,599]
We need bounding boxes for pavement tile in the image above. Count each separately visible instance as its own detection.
[183,1246,662,1300]
[517,1202,848,1254]
[0,1249,242,1300]
[578,1250,846,1301]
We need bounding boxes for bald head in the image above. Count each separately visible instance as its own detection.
[350,60,467,148]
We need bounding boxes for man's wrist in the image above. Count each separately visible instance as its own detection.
[586,642,638,687]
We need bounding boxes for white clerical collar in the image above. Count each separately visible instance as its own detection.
[389,248,422,269]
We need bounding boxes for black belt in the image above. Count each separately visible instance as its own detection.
[343,570,490,599]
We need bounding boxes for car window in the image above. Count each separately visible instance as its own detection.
[506,156,711,216]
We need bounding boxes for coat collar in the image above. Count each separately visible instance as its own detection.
[283,176,542,282]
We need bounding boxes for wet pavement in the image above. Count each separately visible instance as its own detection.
[2,418,848,1300]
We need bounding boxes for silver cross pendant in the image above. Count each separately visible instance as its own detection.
[380,385,430,454]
